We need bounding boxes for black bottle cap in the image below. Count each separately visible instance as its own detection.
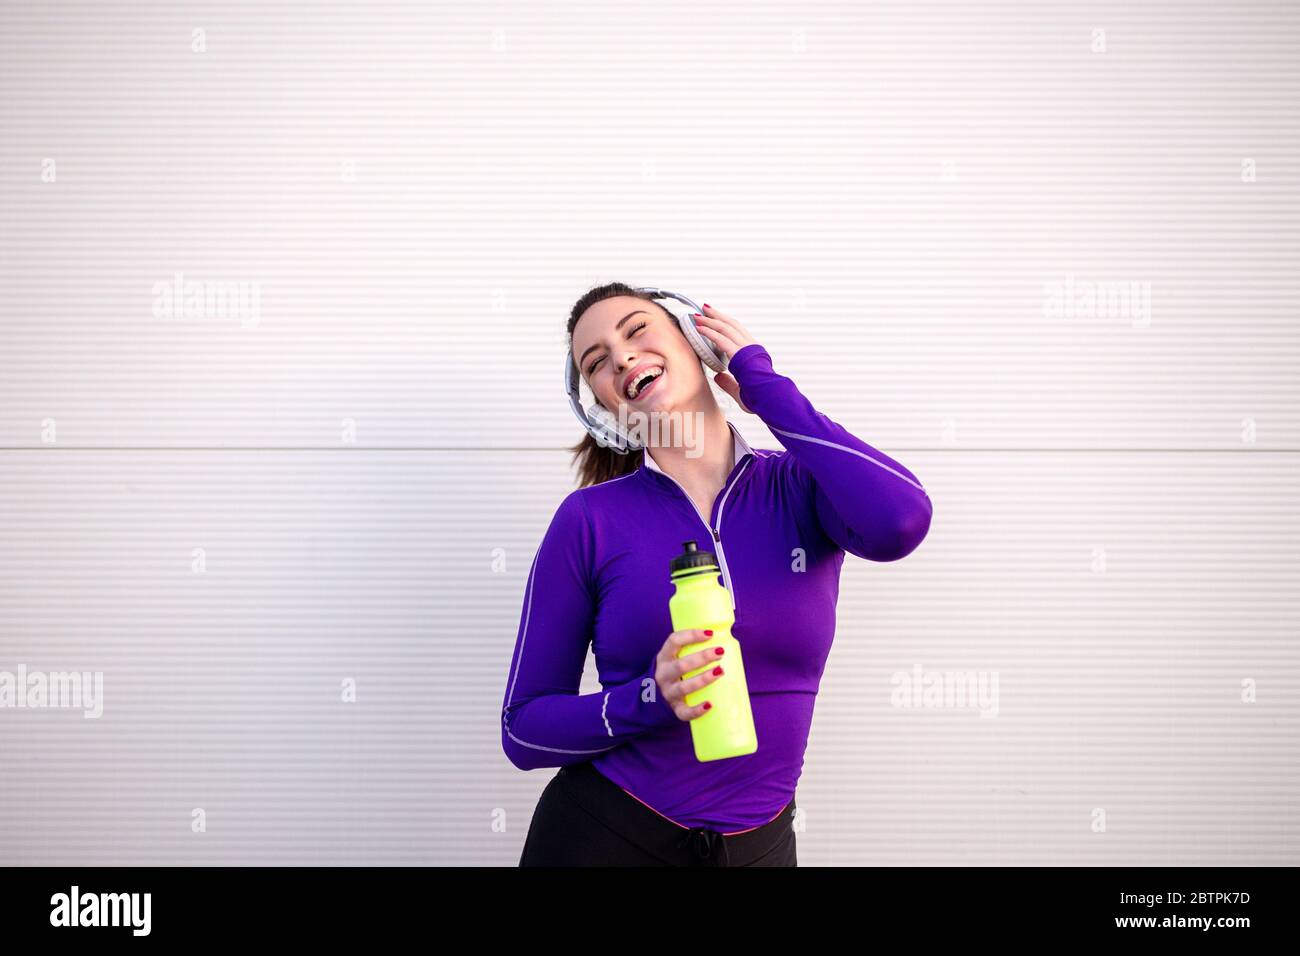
[670,539,718,574]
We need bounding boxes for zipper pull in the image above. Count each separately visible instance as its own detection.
[712,528,720,542]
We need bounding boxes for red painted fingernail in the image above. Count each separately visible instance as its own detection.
[713,666,723,676]
[703,701,712,711]
[703,303,711,308]
[715,647,724,656]
[704,630,713,635]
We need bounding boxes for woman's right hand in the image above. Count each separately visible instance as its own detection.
[655,629,726,721]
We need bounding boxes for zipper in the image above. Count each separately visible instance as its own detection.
[658,459,750,610]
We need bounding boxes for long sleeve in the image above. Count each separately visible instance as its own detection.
[501,490,679,771]
[727,342,933,562]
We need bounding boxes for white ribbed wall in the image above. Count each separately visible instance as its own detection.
[1,1,1296,865]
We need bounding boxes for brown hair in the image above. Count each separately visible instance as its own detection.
[566,281,671,488]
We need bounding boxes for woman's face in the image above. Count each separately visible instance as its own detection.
[571,296,705,416]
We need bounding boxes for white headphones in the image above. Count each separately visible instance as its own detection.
[565,287,729,454]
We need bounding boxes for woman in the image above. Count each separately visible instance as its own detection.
[503,281,933,866]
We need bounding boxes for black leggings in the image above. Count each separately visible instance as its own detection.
[518,760,797,867]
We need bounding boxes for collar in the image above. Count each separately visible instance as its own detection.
[641,419,753,476]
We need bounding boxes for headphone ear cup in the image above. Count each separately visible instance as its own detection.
[586,402,640,452]
[676,311,728,373]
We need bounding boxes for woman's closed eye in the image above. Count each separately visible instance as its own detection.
[587,321,647,375]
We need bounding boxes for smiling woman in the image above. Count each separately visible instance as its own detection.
[503,280,934,866]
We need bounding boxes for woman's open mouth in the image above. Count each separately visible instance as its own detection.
[625,366,665,402]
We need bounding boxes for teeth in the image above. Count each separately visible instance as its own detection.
[626,366,663,399]
[626,366,664,399]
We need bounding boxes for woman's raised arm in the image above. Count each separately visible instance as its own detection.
[726,342,933,563]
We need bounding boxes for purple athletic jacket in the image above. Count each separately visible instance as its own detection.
[501,342,933,830]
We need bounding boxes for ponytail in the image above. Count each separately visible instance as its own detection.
[568,431,640,489]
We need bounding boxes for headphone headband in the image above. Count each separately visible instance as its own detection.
[564,287,729,454]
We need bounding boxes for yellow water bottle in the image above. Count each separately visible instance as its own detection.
[668,540,758,761]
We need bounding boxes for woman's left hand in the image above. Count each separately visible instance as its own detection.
[694,302,758,414]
